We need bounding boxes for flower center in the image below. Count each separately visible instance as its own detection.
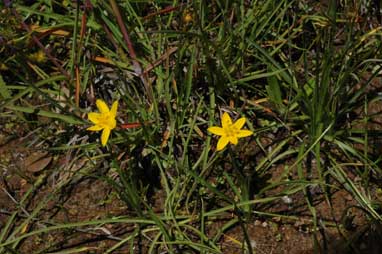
[225,124,239,137]
[98,113,116,129]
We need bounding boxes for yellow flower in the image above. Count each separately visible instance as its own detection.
[27,50,46,63]
[0,63,8,70]
[208,112,253,151]
[87,99,118,146]
[183,11,193,23]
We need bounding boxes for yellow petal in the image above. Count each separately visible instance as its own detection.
[108,117,117,130]
[101,128,111,146]
[208,126,225,136]
[237,130,253,138]
[87,125,103,131]
[110,100,119,117]
[216,136,229,151]
[88,112,101,124]
[233,117,246,130]
[96,99,110,113]
[228,135,238,145]
[221,112,232,129]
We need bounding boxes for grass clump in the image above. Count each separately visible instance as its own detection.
[1,0,382,253]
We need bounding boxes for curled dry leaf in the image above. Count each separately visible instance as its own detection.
[24,151,52,173]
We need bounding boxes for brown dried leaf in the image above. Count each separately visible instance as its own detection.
[27,157,52,173]
[24,152,52,172]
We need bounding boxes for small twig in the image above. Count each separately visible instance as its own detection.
[143,47,178,75]
[73,0,93,106]
[142,4,186,20]
[101,23,119,50]
[1,187,31,217]
[75,65,80,106]
[107,0,154,101]
[108,0,141,74]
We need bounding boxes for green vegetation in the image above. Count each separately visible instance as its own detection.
[1,0,382,253]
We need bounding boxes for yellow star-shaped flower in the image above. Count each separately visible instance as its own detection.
[87,99,118,146]
[208,112,253,151]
